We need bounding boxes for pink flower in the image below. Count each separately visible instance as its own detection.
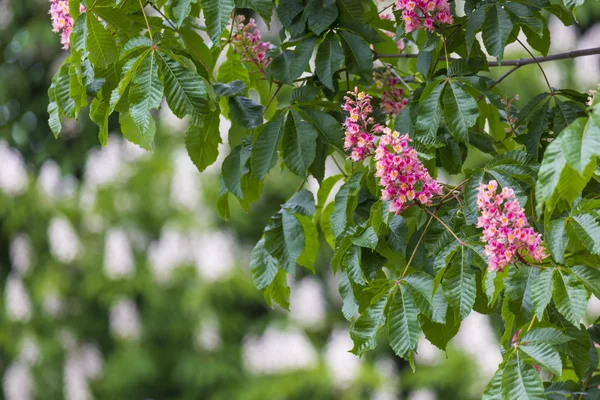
[231,15,272,72]
[395,0,453,32]
[476,180,546,271]
[49,0,81,49]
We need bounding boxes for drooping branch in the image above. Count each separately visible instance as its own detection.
[374,47,600,67]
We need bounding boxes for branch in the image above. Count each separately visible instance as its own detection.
[374,47,600,67]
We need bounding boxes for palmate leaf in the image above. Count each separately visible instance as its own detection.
[185,107,222,173]
[501,355,546,400]
[129,51,163,134]
[290,37,317,80]
[203,0,235,46]
[110,52,148,113]
[298,108,344,149]
[388,285,421,358]
[251,112,286,181]
[158,51,213,121]
[465,4,489,55]
[442,80,479,143]
[338,31,373,83]
[282,110,318,178]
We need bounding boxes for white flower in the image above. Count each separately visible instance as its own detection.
[9,234,32,274]
[5,274,32,322]
[455,312,502,379]
[147,227,192,284]
[324,328,361,388]
[103,228,135,279]
[64,350,91,400]
[408,389,437,400]
[43,292,63,317]
[170,148,202,211]
[3,362,32,400]
[38,159,61,200]
[191,231,235,282]
[242,326,318,375]
[79,343,104,380]
[19,337,39,366]
[414,336,441,366]
[110,297,141,341]
[48,216,80,263]
[290,277,326,329]
[0,141,28,196]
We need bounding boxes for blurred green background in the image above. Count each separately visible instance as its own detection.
[0,0,599,399]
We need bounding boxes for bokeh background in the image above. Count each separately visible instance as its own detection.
[0,0,599,399]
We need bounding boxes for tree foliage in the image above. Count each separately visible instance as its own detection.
[47,0,600,396]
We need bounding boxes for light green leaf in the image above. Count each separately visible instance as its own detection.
[119,111,156,150]
[204,0,235,46]
[315,32,344,90]
[553,269,588,326]
[330,172,362,238]
[295,214,319,272]
[264,209,305,274]
[442,246,476,321]
[404,272,447,324]
[263,269,290,310]
[129,51,163,134]
[222,141,251,198]
[350,286,392,355]
[172,0,197,27]
[251,112,286,180]
[388,286,421,358]
[567,213,600,255]
[86,13,118,68]
[481,367,503,400]
[501,356,545,400]
[185,108,222,172]
[560,117,600,174]
[531,267,554,321]
[519,342,562,376]
[443,80,479,143]
[546,217,567,263]
[250,238,278,290]
[521,328,572,345]
[570,265,600,299]
[282,110,318,178]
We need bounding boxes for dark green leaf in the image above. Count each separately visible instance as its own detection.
[388,286,421,358]
[501,356,545,400]
[315,32,345,90]
[222,141,251,198]
[553,269,588,326]
[129,51,163,134]
[204,0,235,46]
[228,96,264,128]
[290,37,317,80]
[571,265,600,299]
[172,0,197,27]
[338,31,373,83]
[482,4,513,65]
[531,267,553,321]
[442,246,476,321]
[250,238,278,290]
[282,110,318,177]
[404,272,447,323]
[264,209,305,274]
[465,4,489,55]
[350,286,393,355]
[306,0,338,36]
[298,107,343,149]
[185,108,222,172]
[251,112,286,180]
[331,172,362,238]
[276,0,303,27]
[86,13,118,68]
[443,80,479,143]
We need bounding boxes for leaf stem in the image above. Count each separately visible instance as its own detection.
[511,34,554,95]
[401,213,434,278]
[264,83,282,112]
[331,153,348,177]
[442,32,450,72]
[422,208,464,245]
[138,0,153,42]
[151,4,177,31]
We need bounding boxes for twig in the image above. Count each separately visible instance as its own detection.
[401,214,434,278]
[442,32,450,71]
[264,83,282,112]
[151,4,177,31]
[476,65,520,102]
[422,208,464,245]
[138,0,153,41]
[373,47,600,67]
[331,154,348,177]
[512,34,554,94]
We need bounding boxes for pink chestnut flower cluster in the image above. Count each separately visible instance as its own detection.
[49,0,84,49]
[342,89,378,162]
[395,0,454,33]
[375,72,409,116]
[342,89,442,214]
[476,180,546,272]
[231,15,272,73]
[380,14,406,53]
[375,130,442,214]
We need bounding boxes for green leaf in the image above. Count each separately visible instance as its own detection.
[129,51,163,134]
[185,108,222,172]
[331,172,362,238]
[521,328,572,345]
[264,209,305,274]
[337,0,363,21]
[553,269,588,326]
[90,92,110,145]
[465,4,488,55]
[316,174,343,219]
[250,238,278,290]
[339,271,359,320]
[388,286,421,358]
[536,132,566,212]
[567,213,600,255]
[263,269,290,310]
[464,169,485,224]
[570,265,600,299]
[289,37,317,80]
[180,27,214,75]
[403,272,447,323]
[546,217,567,263]
[315,32,344,90]
[531,267,553,321]
[86,13,118,68]
[282,110,318,178]
[560,117,600,175]
[306,0,338,35]
[522,100,550,159]
[563,0,585,9]
[519,342,562,376]
[172,0,197,27]
[481,4,513,65]
[343,245,366,285]
[338,31,373,83]
[481,367,503,400]
[235,0,273,28]
[296,214,319,272]
[204,0,235,46]
[501,356,545,400]
[251,112,286,180]
[228,96,264,129]
[442,246,476,321]
[443,80,479,143]
[416,81,445,143]
[47,86,62,137]
[222,141,251,198]
[158,52,213,121]
[420,309,459,351]
[217,47,250,85]
[350,286,392,355]
[276,0,303,27]
[119,111,156,150]
[386,214,407,256]
[523,23,550,56]
[298,108,343,149]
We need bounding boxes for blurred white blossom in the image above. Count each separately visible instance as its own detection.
[64,350,91,400]
[43,292,64,317]
[243,326,318,375]
[290,277,326,329]
[110,298,141,341]
[38,159,61,200]
[408,389,437,400]
[19,337,39,366]
[325,328,361,388]
[455,312,502,379]
[10,233,32,274]
[0,141,28,196]
[3,362,32,400]
[414,336,441,366]
[192,231,235,281]
[104,228,135,279]
[196,317,222,352]
[147,227,193,284]
[5,274,32,322]
[171,148,202,211]
[48,216,80,263]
